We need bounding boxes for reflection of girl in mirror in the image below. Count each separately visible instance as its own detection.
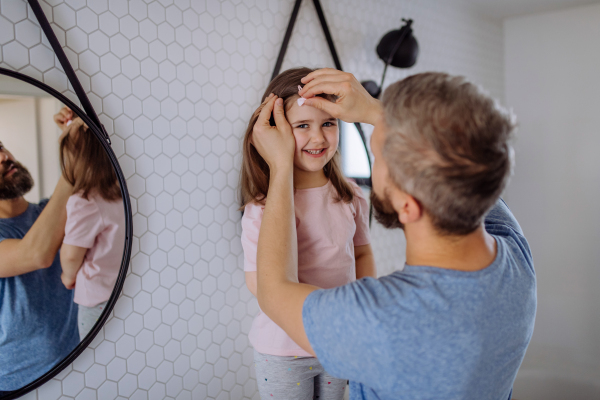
[239,68,376,399]
[58,113,125,340]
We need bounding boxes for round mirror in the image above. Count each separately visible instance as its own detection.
[0,68,132,399]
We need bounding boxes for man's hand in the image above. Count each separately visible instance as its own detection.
[299,68,383,126]
[54,106,73,132]
[251,94,295,175]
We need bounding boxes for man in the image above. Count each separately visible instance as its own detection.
[250,69,536,399]
[0,109,80,393]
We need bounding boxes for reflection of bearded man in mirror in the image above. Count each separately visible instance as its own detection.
[0,108,79,394]
[0,157,34,200]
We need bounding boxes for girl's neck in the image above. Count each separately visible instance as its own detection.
[293,168,328,190]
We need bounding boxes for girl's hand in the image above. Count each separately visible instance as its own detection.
[54,106,73,131]
[61,272,76,290]
[251,94,295,174]
[299,68,382,126]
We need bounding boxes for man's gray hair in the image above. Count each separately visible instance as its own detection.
[381,72,516,235]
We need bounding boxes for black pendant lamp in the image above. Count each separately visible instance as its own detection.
[361,19,419,98]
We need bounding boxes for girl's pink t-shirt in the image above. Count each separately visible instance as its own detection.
[63,192,125,307]
[241,180,371,357]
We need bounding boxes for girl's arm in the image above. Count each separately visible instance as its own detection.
[60,244,87,289]
[245,271,257,297]
[355,244,377,279]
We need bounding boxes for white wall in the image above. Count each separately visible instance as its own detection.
[504,2,600,394]
[0,95,62,203]
[0,0,504,398]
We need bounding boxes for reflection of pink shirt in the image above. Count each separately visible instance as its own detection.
[63,192,125,307]
[241,180,371,357]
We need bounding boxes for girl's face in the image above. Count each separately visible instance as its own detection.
[285,96,339,173]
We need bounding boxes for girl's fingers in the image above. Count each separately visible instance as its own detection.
[272,98,290,133]
[256,95,277,127]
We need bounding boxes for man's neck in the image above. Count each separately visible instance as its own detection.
[0,197,29,219]
[293,168,328,190]
[404,223,497,272]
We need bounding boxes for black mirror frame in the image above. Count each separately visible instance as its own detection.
[0,67,133,400]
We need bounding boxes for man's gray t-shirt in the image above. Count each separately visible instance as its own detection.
[302,199,536,400]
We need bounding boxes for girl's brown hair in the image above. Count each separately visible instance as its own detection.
[60,123,121,201]
[239,67,354,209]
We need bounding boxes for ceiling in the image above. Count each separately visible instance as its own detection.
[466,0,600,19]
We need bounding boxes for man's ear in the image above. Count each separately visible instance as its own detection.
[388,187,423,225]
[403,194,423,224]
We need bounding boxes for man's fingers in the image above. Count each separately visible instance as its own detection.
[300,68,342,84]
[301,80,351,101]
[303,96,339,118]
[256,95,277,127]
[300,75,350,98]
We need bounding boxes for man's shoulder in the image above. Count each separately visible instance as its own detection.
[304,272,420,319]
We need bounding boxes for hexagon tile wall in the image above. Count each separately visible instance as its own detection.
[0,0,504,399]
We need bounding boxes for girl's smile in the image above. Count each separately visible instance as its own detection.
[303,147,327,157]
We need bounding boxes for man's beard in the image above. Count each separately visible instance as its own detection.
[370,188,404,230]
[0,161,34,200]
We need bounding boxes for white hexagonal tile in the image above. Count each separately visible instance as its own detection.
[28,43,54,71]
[85,364,107,389]
[53,4,77,30]
[118,373,138,397]
[98,10,118,35]
[138,367,157,391]
[121,55,140,79]
[3,41,29,69]
[0,16,15,45]
[165,5,183,27]
[108,0,128,17]
[15,19,41,47]
[76,8,99,33]
[119,15,139,40]
[94,341,116,365]
[106,357,127,381]
[66,27,88,54]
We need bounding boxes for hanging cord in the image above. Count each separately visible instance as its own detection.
[312,0,372,185]
[27,0,110,144]
[378,19,413,91]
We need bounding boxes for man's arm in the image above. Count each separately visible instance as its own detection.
[250,95,319,355]
[0,176,73,278]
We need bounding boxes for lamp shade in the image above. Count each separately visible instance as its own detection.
[376,24,419,68]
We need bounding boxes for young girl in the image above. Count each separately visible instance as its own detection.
[58,116,125,340]
[240,67,376,399]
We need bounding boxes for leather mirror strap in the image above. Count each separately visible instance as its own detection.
[27,0,111,144]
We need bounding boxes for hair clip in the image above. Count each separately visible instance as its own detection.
[297,85,306,106]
